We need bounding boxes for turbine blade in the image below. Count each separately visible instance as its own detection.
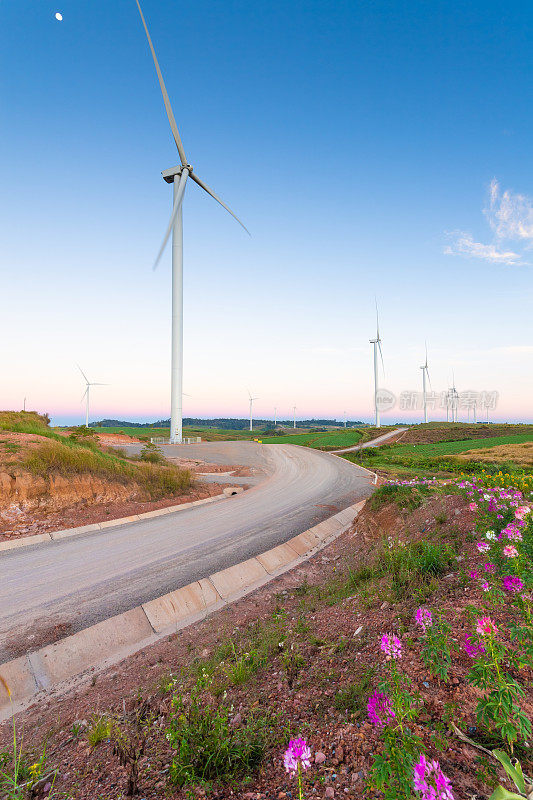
[134,0,188,166]
[378,339,385,375]
[426,367,432,391]
[90,383,109,386]
[81,388,88,402]
[424,340,428,368]
[375,298,380,340]
[77,364,89,384]
[189,172,250,235]
[153,170,188,270]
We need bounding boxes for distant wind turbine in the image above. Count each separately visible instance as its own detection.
[369,303,385,428]
[78,365,107,428]
[274,406,277,426]
[420,343,432,424]
[293,406,297,429]
[135,0,249,445]
[248,390,258,432]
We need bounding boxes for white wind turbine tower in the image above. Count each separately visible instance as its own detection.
[293,406,297,429]
[135,1,249,445]
[274,407,277,426]
[369,304,385,428]
[78,366,107,428]
[248,390,258,432]
[420,343,431,424]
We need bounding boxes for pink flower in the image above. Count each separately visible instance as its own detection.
[483,563,495,574]
[469,570,478,579]
[469,502,478,512]
[415,608,433,632]
[367,691,395,728]
[283,738,311,774]
[503,545,519,558]
[476,542,490,553]
[464,633,485,658]
[414,753,454,800]
[380,633,402,660]
[476,616,497,637]
[503,575,525,593]
[480,581,490,592]
[515,506,530,520]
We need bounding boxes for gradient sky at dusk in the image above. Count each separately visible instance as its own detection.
[1,0,532,425]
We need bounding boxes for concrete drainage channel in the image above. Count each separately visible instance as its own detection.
[0,498,366,720]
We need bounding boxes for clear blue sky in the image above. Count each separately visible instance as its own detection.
[1,0,532,425]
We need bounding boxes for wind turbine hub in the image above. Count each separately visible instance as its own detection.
[162,164,193,183]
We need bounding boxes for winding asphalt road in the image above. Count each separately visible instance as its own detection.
[0,442,374,662]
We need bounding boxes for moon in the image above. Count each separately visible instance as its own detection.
[55,12,63,21]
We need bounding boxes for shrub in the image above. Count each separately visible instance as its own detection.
[140,442,165,464]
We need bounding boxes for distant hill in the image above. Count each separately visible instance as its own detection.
[90,418,367,430]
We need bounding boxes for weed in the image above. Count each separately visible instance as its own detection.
[87,714,112,747]
[334,667,375,718]
[369,483,431,513]
[167,684,271,787]
[110,700,152,796]
[435,510,447,525]
[382,539,455,600]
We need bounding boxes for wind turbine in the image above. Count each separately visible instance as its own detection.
[420,343,431,424]
[135,1,249,445]
[78,366,107,428]
[369,303,385,428]
[274,407,277,426]
[293,406,297,429]
[248,390,258,432]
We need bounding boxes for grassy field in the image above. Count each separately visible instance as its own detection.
[80,426,261,442]
[259,429,363,448]
[345,430,533,477]
[85,425,372,448]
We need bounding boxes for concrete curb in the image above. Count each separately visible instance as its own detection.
[0,499,367,718]
[0,493,228,555]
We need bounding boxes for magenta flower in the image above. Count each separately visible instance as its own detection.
[380,633,402,660]
[464,633,485,658]
[480,580,490,592]
[476,616,497,637]
[415,607,432,632]
[483,563,495,574]
[469,502,478,511]
[503,575,525,593]
[503,545,519,558]
[469,569,478,579]
[476,542,490,553]
[414,754,454,800]
[283,738,311,774]
[367,691,395,728]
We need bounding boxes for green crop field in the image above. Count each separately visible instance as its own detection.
[260,429,363,449]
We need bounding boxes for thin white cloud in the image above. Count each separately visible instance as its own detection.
[445,179,533,267]
[444,231,520,265]
[485,179,533,243]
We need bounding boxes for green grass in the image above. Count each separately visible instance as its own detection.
[23,440,192,499]
[84,425,262,442]
[345,431,533,477]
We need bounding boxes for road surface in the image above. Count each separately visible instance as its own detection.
[0,442,374,661]
[331,427,407,453]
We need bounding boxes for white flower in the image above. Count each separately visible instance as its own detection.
[485,531,497,540]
